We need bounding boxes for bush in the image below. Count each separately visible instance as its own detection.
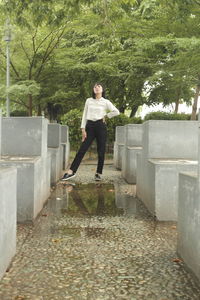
[61,109,142,151]
[10,110,29,117]
[144,111,191,121]
[61,109,82,150]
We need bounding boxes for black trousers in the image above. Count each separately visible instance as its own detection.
[70,119,107,174]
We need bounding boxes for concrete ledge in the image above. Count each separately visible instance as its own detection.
[0,156,50,222]
[0,167,17,279]
[177,172,200,281]
[137,159,198,221]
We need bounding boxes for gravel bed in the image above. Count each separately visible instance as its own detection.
[0,163,200,300]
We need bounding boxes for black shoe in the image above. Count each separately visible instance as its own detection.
[95,173,101,181]
[62,172,76,181]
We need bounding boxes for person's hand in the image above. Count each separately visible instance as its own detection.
[81,129,87,142]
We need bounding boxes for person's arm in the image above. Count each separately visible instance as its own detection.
[81,99,89,129]
[106,100,120,119]
[80,99,89,141]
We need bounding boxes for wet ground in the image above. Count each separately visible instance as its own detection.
[0,163,200,300]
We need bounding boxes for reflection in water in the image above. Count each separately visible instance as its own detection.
[63,183,122,217]
[51,182,140,218]
[114,183,137,216]
[45,182,151,236]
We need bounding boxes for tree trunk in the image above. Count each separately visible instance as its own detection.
[28,94,33,116]
[174,86,181,113]
[130,105,139,118]
[37,104,42,116]
[174,99,179,113]
[191,85,200,120]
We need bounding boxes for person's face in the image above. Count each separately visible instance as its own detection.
[93,84,103,95]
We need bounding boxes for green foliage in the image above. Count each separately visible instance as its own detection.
[0,0,200,118]
[8,80,41,98]
[61,109,82,150]
[144,111,191,121]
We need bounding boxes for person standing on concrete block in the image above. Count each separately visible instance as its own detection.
[62,83,119,181]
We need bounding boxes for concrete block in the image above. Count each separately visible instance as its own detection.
[61,125,69,143]
[142,121,198,159]
[113,142,124,170]
[177,172,200,281]
[48,123,61,148]
[48,147,63,185]
[137,120,199,220]
[0,155,51,222]
[121,124,143,183]
[125,124,143,147]
[61,143,70,170]
[113,126,125,170]
[0,167,17,279]
[139,159,198,221]
[2,117,48,157]
[122,147,142,183]
[115,126,125,144]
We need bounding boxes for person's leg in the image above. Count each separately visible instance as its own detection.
[70,125,95,173]
[95,122,107,175]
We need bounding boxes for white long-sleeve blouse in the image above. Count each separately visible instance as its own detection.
[81,97,120,129]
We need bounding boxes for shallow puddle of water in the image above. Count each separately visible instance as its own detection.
[47,182,144,218]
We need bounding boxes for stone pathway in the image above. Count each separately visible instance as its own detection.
[0,163,200,300]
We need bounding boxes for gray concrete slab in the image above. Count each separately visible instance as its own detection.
[177,172,200,281]
[61,143,70,170]
[0,156,51,222]
[142,120,198,159]
[122,147,142,183]
[0,167,17,280]
[146,159,198,221]
[48,123,61,148]
[48,124,69,179]
[121,124,143,183]
[113,142,124,170]
[125,124,143,147]
[113,126,125,170]
[137,120,199,221]
[2,117,48,157]
[115,126,125,144]
[48,147,63,185]
[61,125,69,143]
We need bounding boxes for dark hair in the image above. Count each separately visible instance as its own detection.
[92,83,106,99]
